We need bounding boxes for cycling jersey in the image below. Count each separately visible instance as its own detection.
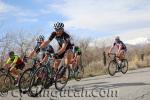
[74,46,82,55]
[6,55,23,65]
[113,40,127,51]
[6,55,25,70]
[48,32,73,50]
[34,43,54,54]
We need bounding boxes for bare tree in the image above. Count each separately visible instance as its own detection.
[77,38,91,66]
[13,30,38,58]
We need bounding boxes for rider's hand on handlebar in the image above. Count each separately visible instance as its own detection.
[23,56,29,63]
[108,52,111,57]
[53,53,59,59]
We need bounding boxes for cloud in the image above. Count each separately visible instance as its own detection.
[0,0,39,23]
[17,18,38,23]
[89,27,150,47]
[0,0,16,13]
[47,0,150,33]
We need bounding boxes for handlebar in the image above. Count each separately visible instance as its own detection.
[108,53,119,58]
[108,53,116,56]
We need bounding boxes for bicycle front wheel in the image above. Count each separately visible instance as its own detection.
[18,68,34,94]
[108,60,117,76]
[74,65,84,81]
[28,66,48,97]
[55,65,70,91]
[0,73,13,92]
[121,59,128,74]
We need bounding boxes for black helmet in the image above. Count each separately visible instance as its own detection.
[54,22,64,30]
[9,51,14,57]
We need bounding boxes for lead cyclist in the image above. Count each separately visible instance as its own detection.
[38,22,74,77]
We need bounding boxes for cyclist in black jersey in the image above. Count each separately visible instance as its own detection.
[109,36,127,60]
[28,35,54,64]
[39,22,74,72]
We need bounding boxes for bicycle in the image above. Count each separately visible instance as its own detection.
[18,57,40,94]
[28,54,70,97]
[108,53,128,76]
[0,67,23,92]
[0,68,6,75]
[69,56,84,81]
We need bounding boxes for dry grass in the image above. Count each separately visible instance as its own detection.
[84,61,107,77]
[83,54,150,78]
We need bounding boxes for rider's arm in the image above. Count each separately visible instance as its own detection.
[13,55,19,64]
[29,44,40,59]
[117,44,122,54]
[109,45,114,53]
[57,42,68,55]
[4,58,11,68]
[40,32,56,48]
[6,58,11,65]
[28,50,36,59]
[40,40,50,49]
[9,56,18,71]
[57,33,70,55]
[109,42,116,53]
[40,54,48,64]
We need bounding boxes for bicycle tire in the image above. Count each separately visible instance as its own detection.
[55,65,70,91]
[121,59,128,74]
[108,60,117,76]
[28,66,48,97]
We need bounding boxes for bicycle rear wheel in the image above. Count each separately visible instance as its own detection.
[55,65,70,91]
[121,59,128,74]
[108,60,117,76]
[74,65,84,81]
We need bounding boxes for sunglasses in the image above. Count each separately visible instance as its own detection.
[55,28,63,32]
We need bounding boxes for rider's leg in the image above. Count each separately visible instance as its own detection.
[10,66,19,79]
[71,53,77,69]
[77,55,81,66]
[14,63,25,76]
[64,50,74,66]
[53,59,61,72]
[40,54,48,64]
[118,50,126,60]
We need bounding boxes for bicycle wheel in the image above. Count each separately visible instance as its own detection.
[0,68,6,75]
[18,68,34,94]
[74,65,84,81]
[121,59,128,74]
[55,65,70,91]
[28,66,48,97]
[0,73,13,92]
[108,60,117,76]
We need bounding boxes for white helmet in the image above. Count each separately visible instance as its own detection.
[115,36,120,41]
[36,35,45,42]
[54,22,64,30]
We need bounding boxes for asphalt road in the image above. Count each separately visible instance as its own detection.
[1,67,150,100]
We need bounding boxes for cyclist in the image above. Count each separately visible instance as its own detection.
[4,51,25,85]
[72,46,82,69]
[39,22,74,75]
[108,36,127,60]
[28,35,54,64]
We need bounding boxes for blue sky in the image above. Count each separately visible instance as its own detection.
[0,0,150,42]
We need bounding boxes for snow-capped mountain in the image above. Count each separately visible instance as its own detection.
[125,37,150,45]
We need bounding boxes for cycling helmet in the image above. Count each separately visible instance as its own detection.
[36,35,45,42]
[54,22,64,30]
[115,36,120,41]
[9,51,14,57]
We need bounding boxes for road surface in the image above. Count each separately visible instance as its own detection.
[1,67,150,100]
